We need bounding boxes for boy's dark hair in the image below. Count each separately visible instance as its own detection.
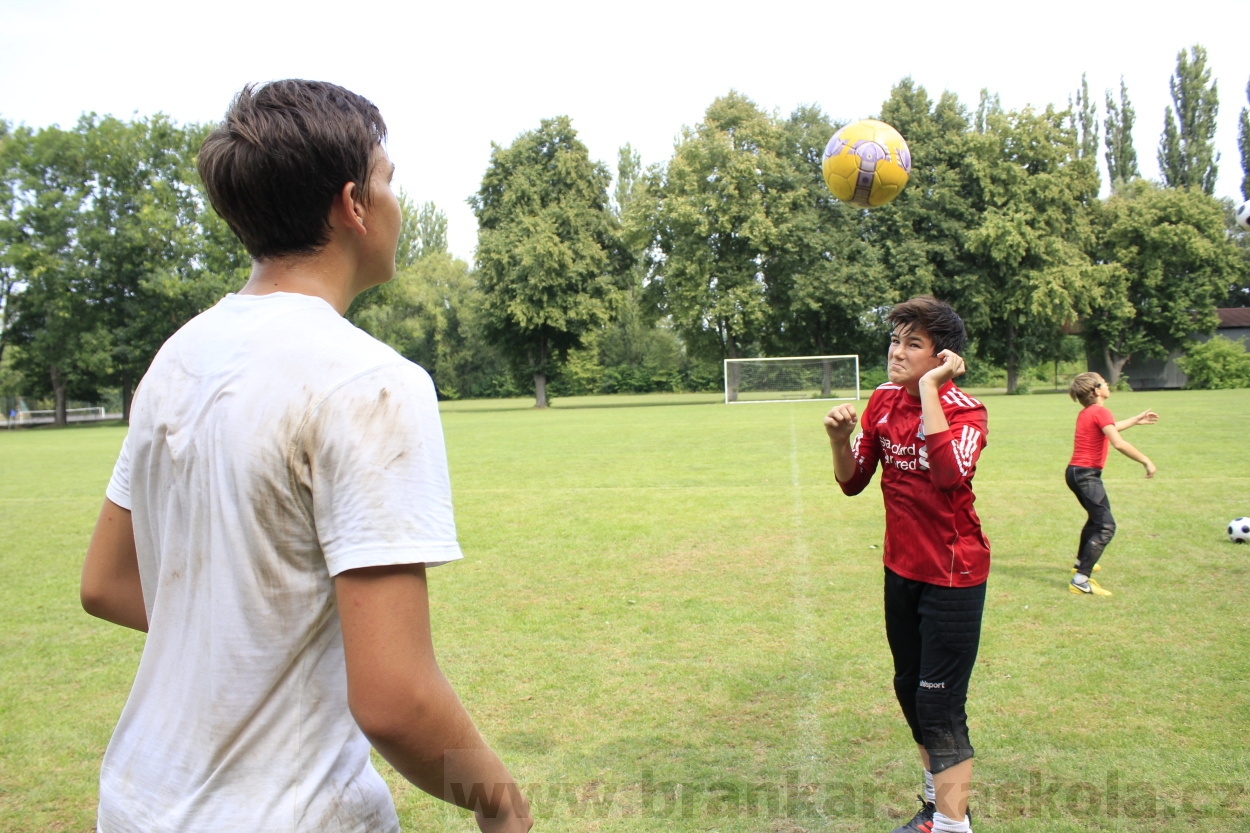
[197,80,387,260]
[886,296,968,355]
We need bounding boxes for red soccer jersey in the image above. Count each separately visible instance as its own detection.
[1069,404,1114,468]
[838,381,990,587]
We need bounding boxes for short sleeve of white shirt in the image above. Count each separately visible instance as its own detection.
[105,430,133,511]
[301,361,463,575]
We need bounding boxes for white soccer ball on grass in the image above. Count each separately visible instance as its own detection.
[1229,518,1250,544]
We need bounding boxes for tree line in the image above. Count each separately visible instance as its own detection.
[3,46,1249,419]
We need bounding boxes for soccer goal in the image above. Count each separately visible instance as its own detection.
[724,355,860,404]
[14,406,106,425]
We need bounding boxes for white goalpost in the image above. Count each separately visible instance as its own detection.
[723,355,860,404]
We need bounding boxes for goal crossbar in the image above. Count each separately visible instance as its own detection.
[724,355,860,404]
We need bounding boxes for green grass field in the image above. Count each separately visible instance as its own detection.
[2,388,1248,832]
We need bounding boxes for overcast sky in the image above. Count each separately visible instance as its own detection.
[2,0,1248,261]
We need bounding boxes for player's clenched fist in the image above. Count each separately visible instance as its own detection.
[824,403,859,443]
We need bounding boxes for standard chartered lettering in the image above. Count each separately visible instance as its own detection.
[878,435,928,472]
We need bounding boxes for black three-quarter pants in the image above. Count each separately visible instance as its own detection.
[1065,465,1116,575]
[884,568,986,774]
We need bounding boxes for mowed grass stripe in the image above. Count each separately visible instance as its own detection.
[788,408,827,790]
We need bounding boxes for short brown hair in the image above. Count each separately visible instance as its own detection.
[197,80,387,260]
[886,296,967,355]
[1069,372,1104,406]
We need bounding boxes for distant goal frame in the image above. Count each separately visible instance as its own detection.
[723,355,861,405]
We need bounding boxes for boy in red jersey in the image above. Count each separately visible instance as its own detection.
[1065,372,1157,596]
[824,297,986,833]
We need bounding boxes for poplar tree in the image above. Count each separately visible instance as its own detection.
[393,194,447,267]
[1158,45,1220,194]
[1104,77,1140,188]
[0,120,17,368]
[1239,78,1249,199]
[595,143,681,394]
[1069,73,1100,167]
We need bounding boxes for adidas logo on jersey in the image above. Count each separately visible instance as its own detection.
[942,389,981,409]
[953,425,981,476]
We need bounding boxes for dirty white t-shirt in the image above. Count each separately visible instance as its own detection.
[99,292,462,833]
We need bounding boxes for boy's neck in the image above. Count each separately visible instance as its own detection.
[239,249,366,316]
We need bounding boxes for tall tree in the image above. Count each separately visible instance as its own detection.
[1085,180,1243,382]
[79,114,234,420]
[958,104,1106,392]
[349,198,509,399]
[648,92,798,401]
[1158,45,1220,194]
[765,102,887,372]
[1104,77,1140,188]
[872,79,978,323]
[470,116,621,407]
[4,117,243,424]
[3,125,112,424]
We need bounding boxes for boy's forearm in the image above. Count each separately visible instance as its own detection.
[918,379,950,436]
[1113,439,1150,466]
[1115,410,1157,432]
[830,439,857,484]
[337,565,530,829]
[365,686,525,823]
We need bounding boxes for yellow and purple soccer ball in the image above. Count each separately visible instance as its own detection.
[822,119,911,208]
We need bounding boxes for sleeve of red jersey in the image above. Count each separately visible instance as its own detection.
[924,401,987,492]
[838,396,881,496]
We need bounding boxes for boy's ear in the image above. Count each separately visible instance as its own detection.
[333,181,368,236]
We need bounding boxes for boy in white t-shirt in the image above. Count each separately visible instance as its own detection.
[80,80,531,833]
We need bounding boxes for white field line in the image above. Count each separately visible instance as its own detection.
[789,409,825,790]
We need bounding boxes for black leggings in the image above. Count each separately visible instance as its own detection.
[884,569,986,774]
[1065,465,1116,575]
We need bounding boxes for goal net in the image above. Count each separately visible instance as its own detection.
[724,355,860,404]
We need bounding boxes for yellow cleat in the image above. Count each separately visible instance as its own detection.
[1070,578,1112,596]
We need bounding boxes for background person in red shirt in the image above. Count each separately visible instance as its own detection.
[1065,373,1157,596]
[824,296,986,833]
